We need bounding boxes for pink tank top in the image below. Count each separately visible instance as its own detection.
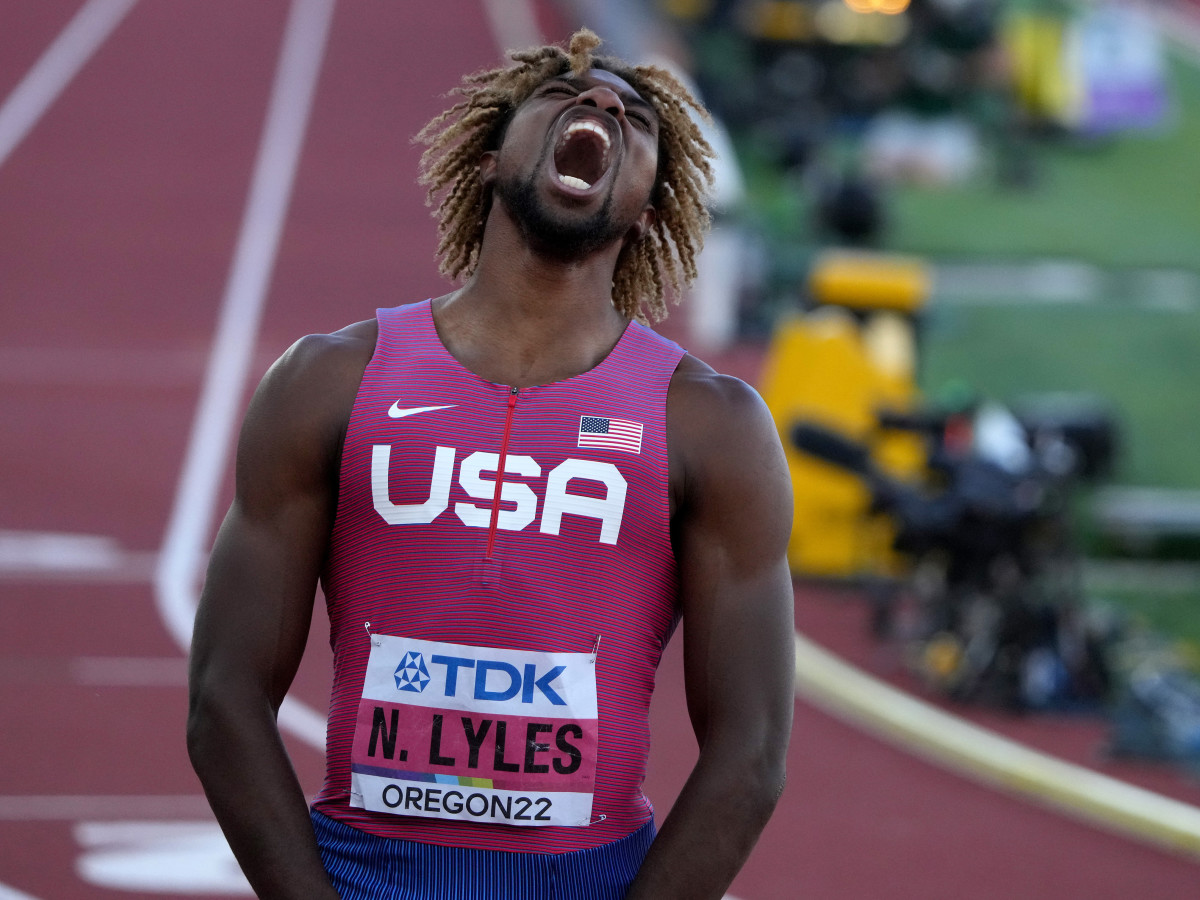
[313,300,685,852]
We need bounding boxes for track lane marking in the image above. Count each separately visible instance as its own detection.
[794,632,1200,860]
[0,795,212,821]
[0,531,155,581]
[153,0,544,754]
[480,0,542,53]
[72,656,188,686]
[0,0,137,171]
[153,0,335,751]
[74,821,252,894]
[0,346,208,386]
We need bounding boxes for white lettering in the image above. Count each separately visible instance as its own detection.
[454,452,541,530]
[371,447,630,545]
[372,445,454,525]
[352,771,591,826]
[540,460,627,545]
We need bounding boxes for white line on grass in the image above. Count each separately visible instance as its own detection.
[0,0,137,171]
[153,0,335,751]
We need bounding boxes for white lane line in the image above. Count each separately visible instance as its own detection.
[480,0,542,54]
[153,0,335,751]
[0,0,138,171]
[153,0,542,756]
[0,882,41,900]
[0,531,123,571]
[0,795,212,821]
[72,656,188,686]
[794,632,1200,860]
[0,346,208,386]
[75,822,252,894]
[0,561,157,584]
[0,531,155,581]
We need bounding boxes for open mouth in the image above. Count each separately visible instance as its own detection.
[552,118,612,191]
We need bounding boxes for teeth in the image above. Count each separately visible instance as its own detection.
[564,120,610,149]
[558,174,591,190]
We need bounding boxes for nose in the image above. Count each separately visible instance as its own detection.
[575,84,625,120]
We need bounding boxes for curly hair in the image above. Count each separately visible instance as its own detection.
[415,29,715,323]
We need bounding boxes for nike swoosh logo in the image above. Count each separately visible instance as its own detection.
[388,402,456,419]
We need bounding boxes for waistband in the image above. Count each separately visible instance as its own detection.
[311,808,656,899]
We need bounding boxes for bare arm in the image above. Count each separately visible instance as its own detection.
[187,322,374,898]
[626,357,795,899]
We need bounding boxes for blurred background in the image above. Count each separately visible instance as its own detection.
[2,0,1199,896]
[658,0,1200,735]
[583,0,1200,770]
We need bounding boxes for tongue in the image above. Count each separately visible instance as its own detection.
[554,130,607,187]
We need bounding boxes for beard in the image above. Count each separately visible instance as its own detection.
[493,165,630,260]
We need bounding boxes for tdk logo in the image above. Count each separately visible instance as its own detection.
[394,651,431,693]
[413,654,567,706]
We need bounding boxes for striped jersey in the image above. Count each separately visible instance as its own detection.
[313,299,685,853]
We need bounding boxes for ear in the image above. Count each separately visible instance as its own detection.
[625,204,657,245]
[478,150,498,188]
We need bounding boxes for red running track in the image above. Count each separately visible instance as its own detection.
[1,2,1199,897]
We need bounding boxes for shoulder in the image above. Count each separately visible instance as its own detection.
[270,318,377,391]
[667,353,781,461]
[667,353,791,511]
[668,352,761,411]
[238,319,377,479]
[252,319,376,426]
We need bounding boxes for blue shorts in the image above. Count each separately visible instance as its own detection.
[311,810,655,899]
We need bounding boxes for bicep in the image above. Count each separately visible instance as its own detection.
[191,495,331,710]
[189,339,349,710]
[673,378,795,748]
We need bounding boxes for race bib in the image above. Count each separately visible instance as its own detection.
[349,633,598,827]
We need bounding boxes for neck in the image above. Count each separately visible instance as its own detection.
[432,210,631,388]
[473,206,626,316]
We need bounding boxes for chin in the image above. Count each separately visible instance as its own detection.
[501,172,626,258]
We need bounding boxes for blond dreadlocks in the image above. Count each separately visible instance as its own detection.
[415,29,715,324]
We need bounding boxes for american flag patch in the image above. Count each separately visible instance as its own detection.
[578,415,643,454]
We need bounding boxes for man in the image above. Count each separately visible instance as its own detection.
[188,30,794,899]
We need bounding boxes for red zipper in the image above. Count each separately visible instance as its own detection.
[485,386,519,559]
